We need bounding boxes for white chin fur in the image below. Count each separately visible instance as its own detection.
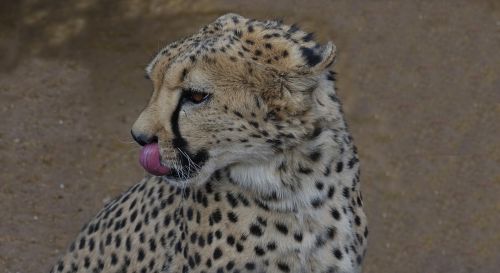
[162,159,217,187]
[228,156,284,195]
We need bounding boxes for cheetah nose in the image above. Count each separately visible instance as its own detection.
[131,130,158,146]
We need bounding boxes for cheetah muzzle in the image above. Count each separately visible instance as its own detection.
[51,13,368,273]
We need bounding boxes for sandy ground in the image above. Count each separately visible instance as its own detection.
[0,1,499,272]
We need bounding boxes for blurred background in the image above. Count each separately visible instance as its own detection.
[0,1,499,272]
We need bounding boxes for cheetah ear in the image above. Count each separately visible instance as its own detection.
[299,42,336,74]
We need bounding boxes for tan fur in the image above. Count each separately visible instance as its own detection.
[51,14,367,273]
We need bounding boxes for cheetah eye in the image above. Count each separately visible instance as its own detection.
[181,89,211,105]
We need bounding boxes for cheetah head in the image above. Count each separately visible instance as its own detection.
[131,14,337,187]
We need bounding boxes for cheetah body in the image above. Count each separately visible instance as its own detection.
[51,14,367,273]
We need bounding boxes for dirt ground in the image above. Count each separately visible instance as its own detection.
[0,1,499,272]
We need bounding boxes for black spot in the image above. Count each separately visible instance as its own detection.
[126,236,132,251]
[288,23,300,33]
[249,121,259,128]
[336,162,344,173]
[226,235,235,246]
[298,165,313,174]
[315,235,326,247]
[357,255,363,265]
[88,238,95,251]
[213,247,223,260]
[114,234,121,248]
[276,262,290,272]
[294,233,303,242]
[236,243,244,252]
[188,256,195,269]
[249,224,263,237]
[137,248,145,261]
[266,138,282,148]
[327,186,335,198]
[254,246,266,256]
[355,216,361,226]
[207,232,213,244]
[357,196,363,207]
[327,226,337,239]
[149,238,157,251]
[190,232,198,243]
[84,257,90,268]
[226,192,239,207]
[348,157,359,168]
[311,198,324,208]
[245,263,256,270]
[214,193,221,202]
[324,165,331,176]
[300,47,322,66]
[111,253,118,265]
[163,214,171,227]
[333,248,343,260]
[211,209,222,223]
[342,187,350,198]
[256,216,267,226]
[267,242,277,251]
[327,71,337,81]
[195,252,201,264]
[303,32,314,42]
[275,223,288,235]
[309,150,322,161]
[227,211,238,223]
[198,236,206,247]
[57,261,64,272]
[329,93,340,103]
[311,126,323,139]
[79,237,86,249]
[331,208,341,220]
[226,261,235,271]
[130,210,138,222]
[254,198,270,211]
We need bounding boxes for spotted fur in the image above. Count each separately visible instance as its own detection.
[50,14,367,273]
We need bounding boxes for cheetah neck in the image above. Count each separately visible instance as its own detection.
[228,121,359,216]
[228,77,359,214]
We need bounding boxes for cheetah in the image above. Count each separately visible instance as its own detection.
[50,13,367,273]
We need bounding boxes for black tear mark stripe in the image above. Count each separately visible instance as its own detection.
[171,94,187,148]
[170,93,209,168]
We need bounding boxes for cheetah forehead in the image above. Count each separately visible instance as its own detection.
[146,13,336,84]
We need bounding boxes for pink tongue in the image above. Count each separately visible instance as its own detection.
[139,143,171,176]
